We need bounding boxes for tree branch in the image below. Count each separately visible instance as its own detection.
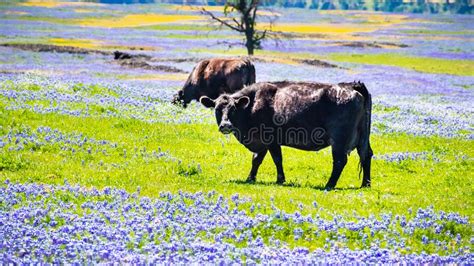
[200,8,245,33]
[255,29,267,41]
[198,1,287,55]
[232,17,243,29]
[250,0,258,19]
[244,0,259,17]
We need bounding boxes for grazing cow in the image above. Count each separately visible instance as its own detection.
[200,81,373,189]
[172,58,255,108]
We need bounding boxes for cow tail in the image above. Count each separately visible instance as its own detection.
[354,82,372,180]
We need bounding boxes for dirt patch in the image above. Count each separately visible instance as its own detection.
[378,42,410,48]
[1,44,187,74]
[0,70,25,75]
[2,44,338,72]
[113,51,190,73]
[339,41,383,48]
[334,41,409,48]
[298,59,339,68]
[113,52,186,73]
[250,56,340,68]
[151,58,200,63]
[0,43,111,55]
[116,59,187,73]
[113,51,151,60]
[113,51,200,63]
[302,33,330,39]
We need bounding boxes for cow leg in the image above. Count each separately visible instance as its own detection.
[325,147,348,190]
[269,145,285,184]
[357,143,373,188]
[247,150,268,183]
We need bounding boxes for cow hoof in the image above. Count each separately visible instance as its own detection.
[276,178,285,185]
[246,177,256,183]
[324,185,334,191]
[361,184,371,188]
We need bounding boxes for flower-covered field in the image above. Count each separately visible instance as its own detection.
[1,181,472,263]
[0,1,473,264]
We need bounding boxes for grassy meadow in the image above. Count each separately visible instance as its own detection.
[1,105,473,217]
[0,1,473,263]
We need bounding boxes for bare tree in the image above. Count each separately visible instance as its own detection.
[199,0,279,55]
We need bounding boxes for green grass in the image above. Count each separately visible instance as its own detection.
[1,107,472,219]
[0,37,52,46]
[372,104,400,113]
[329,53,474,76]
[71,83,119,97]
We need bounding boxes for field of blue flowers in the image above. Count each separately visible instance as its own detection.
[0,1,473,264]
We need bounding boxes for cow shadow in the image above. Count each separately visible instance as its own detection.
[227,179,362,191]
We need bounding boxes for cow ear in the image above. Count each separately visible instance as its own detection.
[199,96,215,108]
[236,96,250,109]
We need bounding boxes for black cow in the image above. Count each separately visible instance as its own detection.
[172,58,255,108]
[200,81,373,189]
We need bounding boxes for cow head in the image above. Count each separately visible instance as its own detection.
[172,60,210,108]
[172,82,198,108]
[200,95,250,134]
[172,69,200,108]
[172,89,187,108]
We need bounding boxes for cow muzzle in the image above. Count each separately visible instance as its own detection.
[171,94,186,108]
[219,122,233,134]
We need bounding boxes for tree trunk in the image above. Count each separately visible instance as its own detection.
[246,39,254,55]
[244,17,254,55]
